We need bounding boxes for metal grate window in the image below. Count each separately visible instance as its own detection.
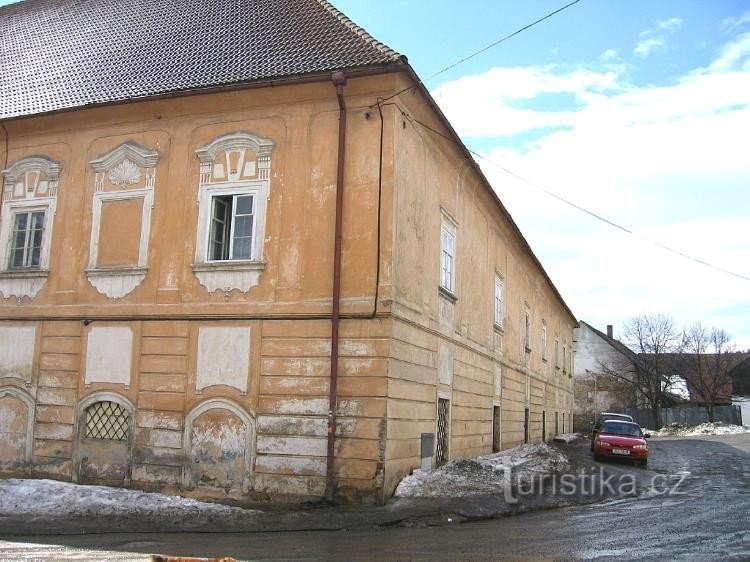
[84,401,129,441]
[436,398,450,467]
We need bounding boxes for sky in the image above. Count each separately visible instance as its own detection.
[331,0,750,350]
[1,0,748,348]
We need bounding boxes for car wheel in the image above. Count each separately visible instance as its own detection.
[593,453,601,462]
[640,459,648,468]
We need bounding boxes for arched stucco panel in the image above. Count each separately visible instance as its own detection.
[182,398,256,494]
[0,386,35,473]
[73,391,135,485]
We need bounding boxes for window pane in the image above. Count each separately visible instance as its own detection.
[14,213,28,232]
[232,236,252,259]
[10,248,24,269]
[30,246,42,267]
[233,214,252,237]
[209,196,230,260]
[235,195,253,215]
[31,211,45,230]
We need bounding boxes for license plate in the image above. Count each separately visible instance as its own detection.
[612,449,630,455]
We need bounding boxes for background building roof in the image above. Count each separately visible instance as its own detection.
[0,0,402,119]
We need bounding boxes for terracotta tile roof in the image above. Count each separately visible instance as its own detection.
[0,0,402,119]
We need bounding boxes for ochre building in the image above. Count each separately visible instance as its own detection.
[0,0,576,503]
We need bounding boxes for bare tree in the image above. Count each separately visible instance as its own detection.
[599,314,681,429]
[681,324,740,422]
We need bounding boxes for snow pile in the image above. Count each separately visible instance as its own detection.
[552,433,581,444]
[394,443,569,498]
[646,422,750,437]
[0,478,258,519]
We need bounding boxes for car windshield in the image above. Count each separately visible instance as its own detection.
[600,421,641,437]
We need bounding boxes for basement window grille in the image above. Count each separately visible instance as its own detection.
[84,401,129,441]
[436,398,450,467]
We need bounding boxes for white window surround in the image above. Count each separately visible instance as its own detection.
[524,304,532,352]
[193,132,273,293]
[439,209,457,298]
[0,156,60,299]
[87,142,159,299]
[542,322,548,361]
[493,273,504,329]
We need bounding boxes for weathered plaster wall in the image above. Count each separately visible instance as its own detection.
[0,75,395,502]
[383,75,577,496]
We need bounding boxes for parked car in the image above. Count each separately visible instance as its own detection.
[592,420,651,467]
[590,412,634,451]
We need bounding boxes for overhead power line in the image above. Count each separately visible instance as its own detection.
[402,112,750,283]
[379,0,584,104]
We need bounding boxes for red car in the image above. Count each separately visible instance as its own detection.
[593,420,651,467]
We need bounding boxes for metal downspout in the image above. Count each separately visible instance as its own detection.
[325,71,347,503]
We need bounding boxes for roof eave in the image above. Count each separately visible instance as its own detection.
[0,61,407,122]
[400,65,577,325]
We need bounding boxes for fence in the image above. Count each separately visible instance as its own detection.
[625,404,742,429]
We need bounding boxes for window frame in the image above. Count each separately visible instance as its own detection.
[523,304,532,353]
[493,273,504,330]
[554,338,560,370]
[439,217,457,296]
[198,183,265,264]
[541,321,548,362]
[7,207,46,270]
[0,199,55,273]
[207,192,256,262]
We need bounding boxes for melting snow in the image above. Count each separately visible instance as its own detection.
[394,443,569,498]
[552,433,581,444]
[645,422,750,437]
[0,478,258,519]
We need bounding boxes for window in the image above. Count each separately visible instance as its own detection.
[524,305,531,352]
[84,401,129,441]
[0,156,60,299]
[440,223,456,293]
[193,132,274,293]
[555,339,560,370]
[541,322,548,361]
[569,350,574,376]
[562,344,568,373]
[493,274,504,328]
[208,194,255,261]
[9,210,45,269]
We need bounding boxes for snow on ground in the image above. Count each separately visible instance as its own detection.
[394,443,569,498]
[0,478,259,519]
[552,433,581,444]
[645,422,750,437]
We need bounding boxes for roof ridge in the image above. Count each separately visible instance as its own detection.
[315,0,403,61]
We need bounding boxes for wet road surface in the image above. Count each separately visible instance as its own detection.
[2,434,748,561]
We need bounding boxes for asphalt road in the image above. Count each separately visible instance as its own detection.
[2,434,748,561]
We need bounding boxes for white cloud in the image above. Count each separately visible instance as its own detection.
[722,10,750,34]
[710,31,750,71]
[656,17,683,32]
[633,16,682,58]
[431,65,620,137]
[634,37,665,58]
[599,49,618,61]
[430,32,750,349]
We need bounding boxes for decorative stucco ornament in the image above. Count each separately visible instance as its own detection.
[109,159,141,186]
